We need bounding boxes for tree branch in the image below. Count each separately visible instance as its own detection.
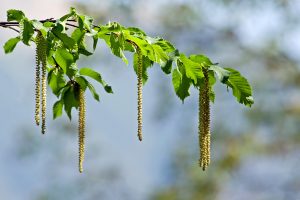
[0,18,99,30]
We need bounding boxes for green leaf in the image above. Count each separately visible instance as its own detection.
[124,41,135,52]
[76,76,100,101]
[93,35,98,51]
[71,29,94,57]
[109,33,128,64]
[97,25,112,38]
[7,9,25,22]
[209,65,230,83]
[107,22,123,32]
[52,26,76,49]
[126,27,146,36]
[67,64,78,78]
[48,68,66,96]
[161,59,173,74]
[78,47,93,56]
[53,100,64,119]
[3,37,20,54]
[223,68,254,107]
[172,67,191,102]
[87,81,100,101]
[20,19,34,45]
[54,48,74,73]
[32,20,48,37]
[71,28,85,43]
[179,54,203,84]
[60,7,77,22]
[160,49,179,74]
[43,21,55,28]
[152,44,169,65]
[59,14,73,22]
[79,68,113,93]
[78,15,93,31]
[47,54,56,67]
[53,23,64,32]
[63,85,79,120]
[75,76,88,90]
[125,34,156,62]
[189,54,213,67]
[79,67,103,83]
[154,38,176,53]
[104,85,113,93]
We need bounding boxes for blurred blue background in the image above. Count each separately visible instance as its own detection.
[1,0,300,199]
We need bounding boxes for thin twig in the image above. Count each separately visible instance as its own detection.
[0,18,100,29]
[66,23,79,28]
[0,19,75,26]
[1,25,20,33]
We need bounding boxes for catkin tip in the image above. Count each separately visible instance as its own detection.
[41,123,46,134]
[138,133,143,141]
[35,117,40,126]
[79,166,83,173]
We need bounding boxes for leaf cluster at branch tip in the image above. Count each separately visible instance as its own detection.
[3,7,254,112]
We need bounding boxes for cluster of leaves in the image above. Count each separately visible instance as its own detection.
[3,7,254,121]
[171,54,254,106]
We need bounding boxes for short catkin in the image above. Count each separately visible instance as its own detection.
[136,47,143,141]
[78,88,86,173]
[198,68,211,171]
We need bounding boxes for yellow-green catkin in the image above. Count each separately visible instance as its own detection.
[137,48,143,141]
[35,31,47,134]
[198,68,211,171]
[35,32,42,126]
[36,31,47,134]
[78,88,86,173]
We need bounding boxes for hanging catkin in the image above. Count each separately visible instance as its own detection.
[38,32,47,134]
[41,53,47,134]
[198,68,211,171]
[35,31,47,134]
[137,48,143,141]
[35,32,42,126]
[78,88,86,173]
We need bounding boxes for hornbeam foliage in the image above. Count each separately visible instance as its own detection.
[1,7,254,172]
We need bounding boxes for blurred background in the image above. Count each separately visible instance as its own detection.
[1,0,300,199]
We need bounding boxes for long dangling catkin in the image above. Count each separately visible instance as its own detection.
[78,88,86,173]
[137,48,143,141]
[37,32,48,135]
[198,68,211,171]
[35,32,42,126]
[198,95,205,168]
